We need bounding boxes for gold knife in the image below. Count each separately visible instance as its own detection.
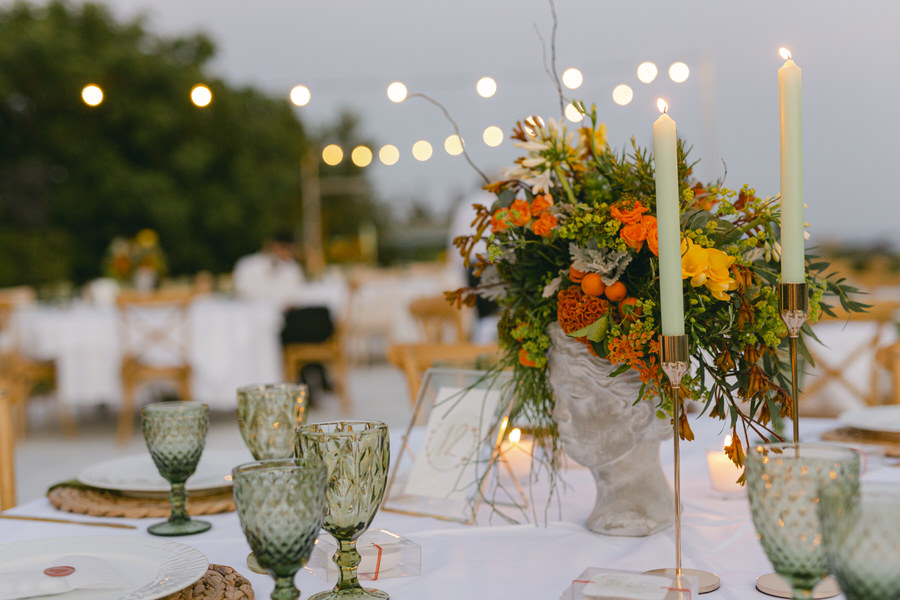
[0,514,137,529]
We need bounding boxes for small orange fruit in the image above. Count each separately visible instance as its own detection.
[581,273,606,296]
[619,297,642,321]
[604,281,627,302]
[569,265,585,282]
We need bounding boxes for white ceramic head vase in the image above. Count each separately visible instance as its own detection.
[547,322,673,536]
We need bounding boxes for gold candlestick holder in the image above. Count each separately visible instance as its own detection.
[779,282,808,444]
[756,283,839,599]
[646,334,720,594]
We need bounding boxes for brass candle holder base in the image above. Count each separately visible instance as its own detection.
[779,282,808,443]
[756,573,840,599]
[644,335,720,594]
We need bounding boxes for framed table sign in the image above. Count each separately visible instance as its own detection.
[382,368,519,524]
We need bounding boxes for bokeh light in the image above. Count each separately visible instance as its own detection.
[564,102,584,123]
[562,68,583,90]
[387,81,408,103]
[351,145,373,168]
[444,134,464,156]
[190,84,212,107]
[322,144,343,166]
[483,126,504,147]
[379,144,400,166]
[637,62,658,84]
[476,77,497,98]
[412,140,433,161]
[669,62,690,83]
[612,84,634,106]
[81,84,103,106]
[290,85,311,106]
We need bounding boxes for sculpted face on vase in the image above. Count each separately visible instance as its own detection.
[547,322,673,536]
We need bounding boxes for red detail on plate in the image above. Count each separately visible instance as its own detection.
[44,566,75,577]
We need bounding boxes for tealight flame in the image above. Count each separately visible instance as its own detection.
[508,427,522,444]
[723,434,733,451]
[779,47,792,61]
[657,98,668,114]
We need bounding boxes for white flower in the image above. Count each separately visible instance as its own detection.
[514,140,550,152]
[523,170,553,195]
[521,157,546,168]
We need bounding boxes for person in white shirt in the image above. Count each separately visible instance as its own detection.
[233,232,305,309]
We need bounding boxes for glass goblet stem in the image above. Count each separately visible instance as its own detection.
[167,482,189,523]
[333,539,362,593]
[272,575,300,600]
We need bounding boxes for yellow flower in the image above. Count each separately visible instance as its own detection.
[681,239,709,286]
[135,229,159,249]
[707,248,735,281]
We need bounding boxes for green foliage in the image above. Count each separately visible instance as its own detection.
[0,1,382,285]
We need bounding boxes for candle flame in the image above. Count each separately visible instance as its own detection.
[723,434,732,450]
[508,427,522,444]
[657,98,668,114]
[500,416,509,432]
[779,47,791,61]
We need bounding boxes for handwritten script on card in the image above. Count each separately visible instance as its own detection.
[403,385,500,501]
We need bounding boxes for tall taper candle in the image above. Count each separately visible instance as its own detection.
[778,48,804,283]
[654,99,685,336]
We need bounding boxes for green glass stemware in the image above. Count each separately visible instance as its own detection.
[141,401,212,536]
[819,482,900,600]
[237,383,309,459]
[746,443,860,600]
[296,421,390,600]
[233,458,328,600]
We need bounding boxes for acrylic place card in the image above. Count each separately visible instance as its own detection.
[306,530,420,582]
[561,568,699,600]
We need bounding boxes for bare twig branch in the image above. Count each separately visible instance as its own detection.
[407,92,490,185]
[534,0,565,116]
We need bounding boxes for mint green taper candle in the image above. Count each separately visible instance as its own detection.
[778,48,805,284]
[653,99,685,336]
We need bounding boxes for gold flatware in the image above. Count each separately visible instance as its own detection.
[0,514,137,529]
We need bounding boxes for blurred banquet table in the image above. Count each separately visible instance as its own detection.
[10,296,283,408]
[2,417,896,599]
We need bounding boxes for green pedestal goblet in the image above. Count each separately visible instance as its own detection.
[746,443,860,600]
[233,458,328,600]
[237,383,309,460]
[296,421,390,600]
[819,481,900,600]
[141,401,212,536]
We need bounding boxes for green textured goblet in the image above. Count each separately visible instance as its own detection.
[296,421,390,600]
[746,443,860,600]
[819,482,900,600]
[233,458,328,600]
[237,383,309,459]
[141,401,212,536]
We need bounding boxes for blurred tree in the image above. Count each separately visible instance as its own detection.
[0,1,378,286]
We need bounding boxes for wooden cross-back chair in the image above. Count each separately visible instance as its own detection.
[802,300,900,413]
[0,384,18,509]
[408,295,467,343]
[386,342,498,405]
[116,289,195,444]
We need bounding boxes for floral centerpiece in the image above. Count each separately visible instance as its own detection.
[103,228,167,289]
[448,104,863,474]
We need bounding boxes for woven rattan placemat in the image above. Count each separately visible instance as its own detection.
[47,482,235,518]
[821,427,900,458]
[163,564,254,600]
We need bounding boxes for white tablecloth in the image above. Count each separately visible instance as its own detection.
[11,297,283,408]
[3,417,895,599]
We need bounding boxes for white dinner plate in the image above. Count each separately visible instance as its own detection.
[0,535,208,600]
[838,406,900,434]
[78,450,251,494]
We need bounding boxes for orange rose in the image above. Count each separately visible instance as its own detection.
[509,199,531,226]
[490,209,510,233]
[531,212,558,237]
[619,222,647,250]
[530,194,553,216]
[642,216,659,256]
[518,348,537,367]
[610,201,648,224]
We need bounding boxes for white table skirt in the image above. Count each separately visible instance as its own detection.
[3,417,893,599]
[11,297,284,408]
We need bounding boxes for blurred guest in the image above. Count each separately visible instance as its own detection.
[233,232,305,309]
